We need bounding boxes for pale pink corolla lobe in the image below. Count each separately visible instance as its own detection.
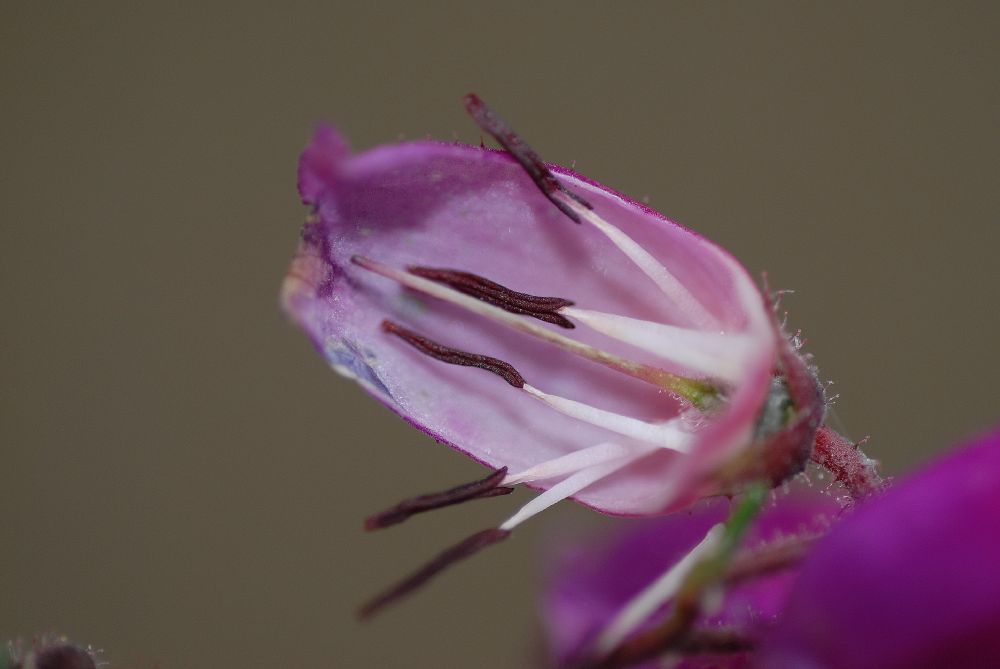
[283,119,786,517]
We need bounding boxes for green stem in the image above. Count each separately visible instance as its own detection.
[593,482,768,669]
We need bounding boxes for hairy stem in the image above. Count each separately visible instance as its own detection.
[725,531,821,587]
[811,425,886,501]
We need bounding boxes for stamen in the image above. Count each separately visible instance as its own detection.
[503,442,643,486]
[561,306,754,383]
[381,315,693,449]
[462,94,720,331]
[523,384,692,450]
[361,448,652,618]
[553,192,721,331]
[358,527,511,619]
[463,93,592,223]
[381,320,525,387]
[500,456,646,531]
[352,256,716,407]
[364,467,514,530]
[407,265,575,328]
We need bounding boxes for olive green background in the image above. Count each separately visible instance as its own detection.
[2,3,997,668]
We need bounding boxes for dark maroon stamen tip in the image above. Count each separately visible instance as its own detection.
[381,319,526,387]
[408,265,576,328]
[364,467,514,530]
[463,93,592,224]
[358,527,512,620]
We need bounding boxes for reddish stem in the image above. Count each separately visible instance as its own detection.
[725,532,821,586]
[811,425,886,502]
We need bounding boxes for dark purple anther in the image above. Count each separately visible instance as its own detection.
[381,320,526,387]
[365,467,514,530]
[358,527,512,620]
[407,265,576,328]
[464,93,592,223]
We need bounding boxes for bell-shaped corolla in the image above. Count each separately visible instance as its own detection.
[282,96,822,618]
[283,107,788,523]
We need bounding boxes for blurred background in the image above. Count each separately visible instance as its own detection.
[2,3,997,667]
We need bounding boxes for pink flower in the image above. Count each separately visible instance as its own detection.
[538,428,1000,668]
[757,426,1000,669]
[282,95,828,615]
[542,486,842,668]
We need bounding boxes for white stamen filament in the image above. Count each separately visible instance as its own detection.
[499,454,644,531]
[595,522,726,655]
[553,192,721,331]
[502,442,650,486]
[522,384,692,451]
[352,256,699,395]
[561,307,754,383]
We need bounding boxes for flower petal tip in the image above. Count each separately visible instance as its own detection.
[297,123,349,205]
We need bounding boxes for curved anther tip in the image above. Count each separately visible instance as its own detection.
[358,527,513,620]
[380,319,526,388]
[460,92,589,224]
[363,467,514,531]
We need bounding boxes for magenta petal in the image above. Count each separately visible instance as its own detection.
[283,127,776,515]
[541,488,842,668]
[758,427,1000,669]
